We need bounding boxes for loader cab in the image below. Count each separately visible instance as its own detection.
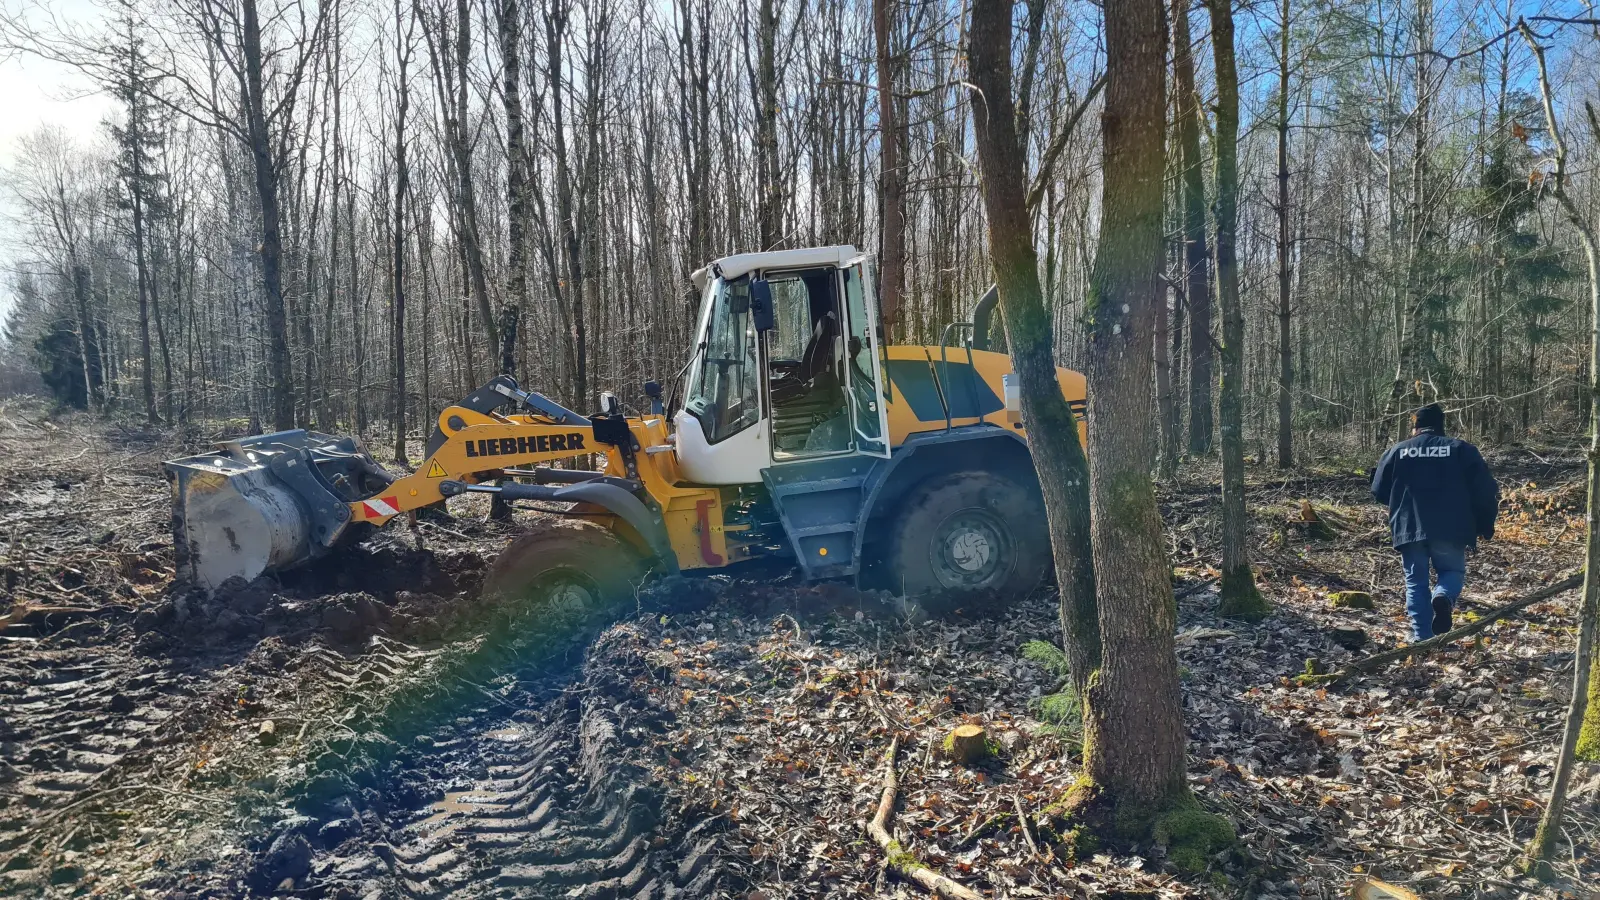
[676,245,889,485]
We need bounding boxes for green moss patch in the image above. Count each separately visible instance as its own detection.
[1154,806,1237,874]
[883,841,926,872]
[1329,590,1375,610]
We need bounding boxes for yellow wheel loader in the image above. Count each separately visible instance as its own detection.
[165,246,1086,611]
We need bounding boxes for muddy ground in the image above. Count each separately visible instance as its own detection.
[1,403,1597,898]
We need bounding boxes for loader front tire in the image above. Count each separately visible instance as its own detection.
[483,524,645,625]
[888,471,1050,600]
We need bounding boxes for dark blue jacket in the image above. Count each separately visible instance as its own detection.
[1371,429,1499,549]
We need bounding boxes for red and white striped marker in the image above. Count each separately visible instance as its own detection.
[361,496,400,519]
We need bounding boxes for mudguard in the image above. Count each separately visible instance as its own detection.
[441,479,680,575]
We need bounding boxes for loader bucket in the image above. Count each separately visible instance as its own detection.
[164,430,393,593]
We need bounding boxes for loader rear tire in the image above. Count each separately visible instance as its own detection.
[888,471,1050,600]
[483,524,646,626]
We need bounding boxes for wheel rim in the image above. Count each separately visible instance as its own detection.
[927,508,1014,589]
[534,567,603,618]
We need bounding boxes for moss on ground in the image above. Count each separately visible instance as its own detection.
[1039,776,1237,879]
[1329,590,1375,610]
[1154,803,1237,874]
[883,840,926,872]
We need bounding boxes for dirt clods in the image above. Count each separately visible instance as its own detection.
[251,830,313,894]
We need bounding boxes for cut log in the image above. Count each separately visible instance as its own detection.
[1299,572,1583,686]
[943,724,989,764]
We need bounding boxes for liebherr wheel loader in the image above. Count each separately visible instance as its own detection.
[165,245,1087,611]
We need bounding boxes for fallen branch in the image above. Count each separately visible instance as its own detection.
[0,604,99,631]
[1298,571,1583,686]
[1013,793,1040,858]
[21,782,226,832]
[863,737,983,900]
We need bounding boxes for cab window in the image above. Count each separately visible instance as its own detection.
[684,277,761,443]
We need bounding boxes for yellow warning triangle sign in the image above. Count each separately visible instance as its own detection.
[426,460,448,478]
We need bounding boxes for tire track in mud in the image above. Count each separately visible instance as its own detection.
[0,646,193,886]
[0,633,454,893]
[320,625,727,900]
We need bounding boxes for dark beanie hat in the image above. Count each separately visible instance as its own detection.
[1414,403,1445,432]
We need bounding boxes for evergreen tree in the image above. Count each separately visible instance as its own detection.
[106,4,172,423]
[1476,100,1573,432]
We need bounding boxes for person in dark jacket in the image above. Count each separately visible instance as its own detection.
[1371,404,1499,641]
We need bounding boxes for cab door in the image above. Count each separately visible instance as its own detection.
[840,255,890,458]
[758,256,891,580]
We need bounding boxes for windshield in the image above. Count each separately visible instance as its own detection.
[684,276,762,443]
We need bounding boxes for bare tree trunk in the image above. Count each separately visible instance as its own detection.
[240,0,295,431]
[967,0,1098,698]
[72,263,104,412]
[500,0,528,378]
[349,175,366,434]
[1579,96,1600,774]
[873,0,903,334]
[131,188,158,424]
[1275,0,1293,468]
[419,0,499,374]
[1521,30,1600,875]
[1209,0,1270,618]
[1156,285,1177,479]
[1072,0,1194,816]
[1171,276,1186,457]
[754,0,782,249]
[546,0,586,404]
[150,240,174,423]
[1382,0,1436,441]
[676,0,711,317]
[491,0,532,520]
[392,0,415,464]
[322,10,342,430]
[1173,0,1212,455]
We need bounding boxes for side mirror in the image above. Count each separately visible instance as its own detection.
[643,380,664,416]
[751,278,776,332]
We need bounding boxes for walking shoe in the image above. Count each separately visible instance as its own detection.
[1431,594,1453,638]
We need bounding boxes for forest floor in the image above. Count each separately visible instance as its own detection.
[0,402,1597,899]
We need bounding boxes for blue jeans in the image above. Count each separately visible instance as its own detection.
[1398,540,1465,641]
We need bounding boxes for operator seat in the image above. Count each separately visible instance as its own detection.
[769,272,850,455]
[771,310,839,403]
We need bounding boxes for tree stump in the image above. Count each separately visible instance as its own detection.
[1288,500,1336,539]
[943,724,989,764]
